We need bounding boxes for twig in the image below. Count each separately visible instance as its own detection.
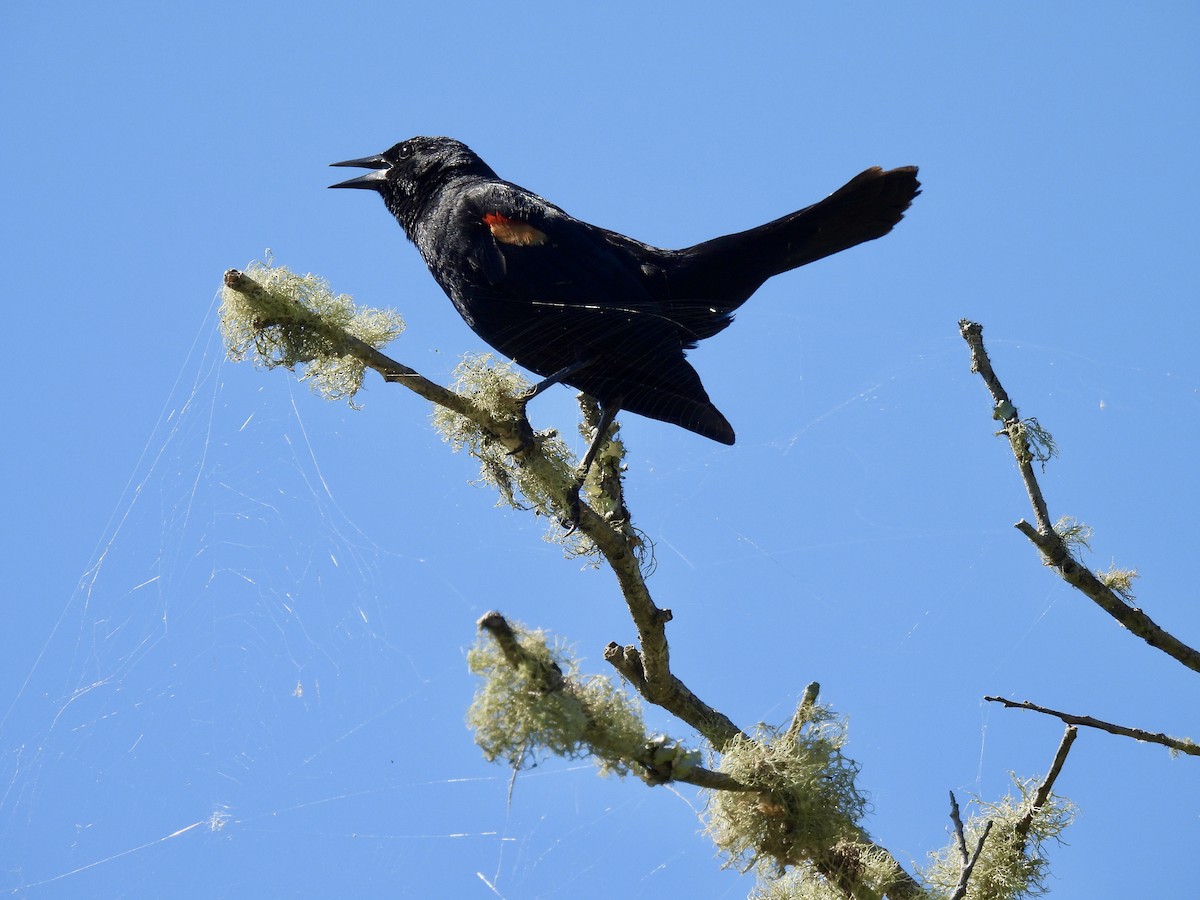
[640,757,755,793]
[224,270,475,419]
[948,790,993,900]
[1014,522,1200,674]
[1015,725,1076,848]
[783,682,822,744]
[945,728,1075,900]
[958,319,1052,532]
[986,697,1198,757]
[477,612,751,792]
[959,319,1200,676]
[477,611,565,693]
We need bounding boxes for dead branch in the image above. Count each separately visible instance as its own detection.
[986,697,1198,757]
[959,319,1200,676]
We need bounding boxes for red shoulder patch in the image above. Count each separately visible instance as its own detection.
[483,212,548,247]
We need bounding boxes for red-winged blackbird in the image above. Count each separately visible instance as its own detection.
[331,137,919,478]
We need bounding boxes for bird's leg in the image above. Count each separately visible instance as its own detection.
[577,400,621,480]
[512,359,593,460]
[506,362,600,460]
[521,359,594,405]
[563,399,622,530]
[508,357,619,529]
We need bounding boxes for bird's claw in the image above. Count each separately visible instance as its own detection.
[560,484,583,534]
[505,407,538,458]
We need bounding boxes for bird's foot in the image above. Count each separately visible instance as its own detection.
[504,398,538,458]
[560,483,583,534]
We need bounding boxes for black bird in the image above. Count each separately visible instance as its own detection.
[331,137,919,484]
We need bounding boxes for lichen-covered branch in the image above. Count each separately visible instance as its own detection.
[472,611,752,791]
[1013,521,1200,674]
[222,264,748,749]
[225,268,503,431]
[923,749,1075,899]
[222,269,1055,899]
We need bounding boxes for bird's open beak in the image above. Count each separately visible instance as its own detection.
[329,154,391,190]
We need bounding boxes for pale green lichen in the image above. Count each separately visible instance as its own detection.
[1008,417,1057,469]
[922,776,1074,900]
[749,844,923,900]
[431,354,605,559]
[1096,562,1139,601]
[705,703,867,876]
[219,259,404,407]
[1053,516,1093,553]
[1053,519,1139,601]
[466,621,646,778]
[430,354,572,513]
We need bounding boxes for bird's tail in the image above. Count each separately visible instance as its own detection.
[571,356,736,445]
[668,166,921,325]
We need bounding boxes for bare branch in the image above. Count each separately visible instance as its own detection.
[948,790,994,900]
[986,697,1198,756]
[582,538,744,748]
[958,319,1052,532]
[603,643,647,693]
[1015,726,1078,846]
[959,319,1200,676]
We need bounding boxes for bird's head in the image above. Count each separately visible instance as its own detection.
[330,136,495,233]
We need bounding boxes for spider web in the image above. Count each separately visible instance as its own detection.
[0,299,733,898]
[4,293,1198,898]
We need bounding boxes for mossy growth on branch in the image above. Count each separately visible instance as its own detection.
[431,354,603,558]
[466,617,647,778]
[1053,517,1093,553]
[431,354,570,510]
[1095,563,1139,601]
[748,843,916,900]
[921,777,1074,900]
[1053,518,1139,600]
[219,259,404,406]
[705,701,868,877]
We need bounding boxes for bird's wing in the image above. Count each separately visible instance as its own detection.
[449,183,733,442]
[455,182,685,359]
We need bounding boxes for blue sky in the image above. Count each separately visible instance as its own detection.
[3,4,1198,897]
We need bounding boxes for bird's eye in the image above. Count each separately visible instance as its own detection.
[398,143,412,159]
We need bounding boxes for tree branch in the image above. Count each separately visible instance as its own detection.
[222,266,933,899]
[224,269,477,419]
[948,790,993,900]
[225,267,745,746]
[476,611,751,792]
[1013,521,1200,674]
[1015,725,1077,848]
[958,319,1052,532]
[986,696,1198,757]
[959,319,1200,676]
